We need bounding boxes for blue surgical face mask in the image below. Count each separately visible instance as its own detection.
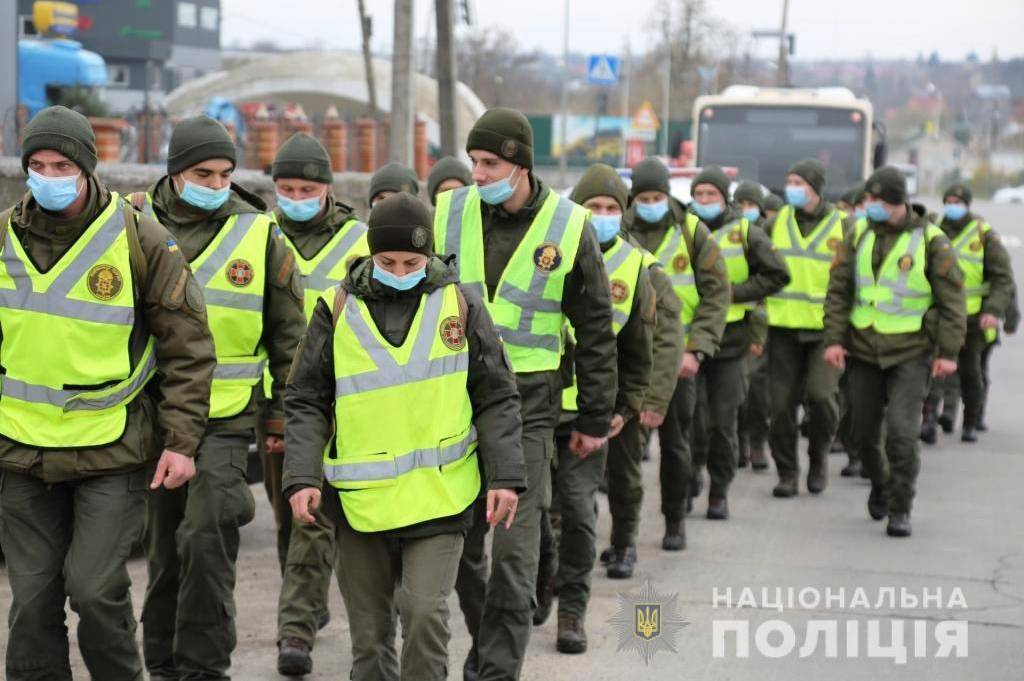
[27,169,82,212]
[591,214,621,244]
[854,208,867,220]
[692,201,723,222]
[277,192,323,222]
[865,201,891,223]
[179,179,230,211]
[477,167,521,206]
[785,185,809,208]
[742,208,762,223]
[372,264,427,291]
[636,199,669,224]
[944,203,968,221]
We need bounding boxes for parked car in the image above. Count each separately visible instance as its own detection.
[994,185,1024,204]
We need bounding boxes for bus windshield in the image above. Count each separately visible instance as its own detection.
[695,105,867,199]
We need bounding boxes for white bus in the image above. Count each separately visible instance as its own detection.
[692,86,887,200]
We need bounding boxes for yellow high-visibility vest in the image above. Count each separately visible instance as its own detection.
[0,194,156,447]
[710,218,752,323]
[650,213,700,344]
[851,219,941,334]
[434,185,586,373]
[322,283,480,532]
[766,205,844,330]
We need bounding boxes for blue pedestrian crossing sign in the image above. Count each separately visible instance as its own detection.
[587,54,620,86]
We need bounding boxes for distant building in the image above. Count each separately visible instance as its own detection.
[17,0,222,113]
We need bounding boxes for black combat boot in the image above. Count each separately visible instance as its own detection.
[607,545,638,578]
[773,477,798,498]
[662,519,686,551]
[886,512,912,537]
[706,497,729,520]
[807,455,827,494]
[867,483,889,521]
[277,638,313,677]
[556,617,588,654]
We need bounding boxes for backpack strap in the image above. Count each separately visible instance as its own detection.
[0,206,13,254]
[331,287,349,328]
[453,284,469,329]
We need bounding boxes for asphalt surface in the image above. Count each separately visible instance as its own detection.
[1,199,1022,680]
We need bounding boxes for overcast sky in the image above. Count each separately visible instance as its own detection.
[221,0,1024,63]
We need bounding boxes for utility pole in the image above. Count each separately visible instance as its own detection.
[620,40,631,168]
[390,0,414,164]
[558,0,570,187]
[660,3,671,157]
[357,0,378,116]
[776,0,790,87]
[435,0,458,156]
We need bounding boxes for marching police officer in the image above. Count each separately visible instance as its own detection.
[765,159,846,498]
[544,164,655,653]
[733,180,774,471]
[267,133,372,676]
[284,193,526,681]
[0,106,216,681]
[823,166,966,537]
[920,182,1015,444]
[687,167,789,518]
[137,116,306,680]
[368,162,420,209]
[620,158,729,548]
[428,155,473,206]
[433,108,617,681]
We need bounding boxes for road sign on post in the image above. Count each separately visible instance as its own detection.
[628,100,660,142]
[587,54,620,86]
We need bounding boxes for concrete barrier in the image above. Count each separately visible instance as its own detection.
[0,157,374,216]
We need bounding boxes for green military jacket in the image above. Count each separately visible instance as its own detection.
[622,197,729,358]
[0,178,216,482]
[148,176,305,435]
[824,203,967,368]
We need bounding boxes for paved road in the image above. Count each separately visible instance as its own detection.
[2,200,1023,680]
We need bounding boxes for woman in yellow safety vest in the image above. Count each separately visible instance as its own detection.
[283,193,526,681]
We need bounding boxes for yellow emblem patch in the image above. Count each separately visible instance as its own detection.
[898,255,914,272]
[87,264,123,301]
[226,259,254,287]
[533,242,563,274]
[969,240,983,252]
[610,278,630,304]
[439,315,466,351]
[672,254,689,272]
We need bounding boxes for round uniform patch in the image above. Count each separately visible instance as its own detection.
[302,163,320,180]
[226,259,255,287]
[969,239,983,252]
[87,264,123,301]
[440,315,466,351]
[501,139,518,159]
[411,227,429,248]
[672,254,690,272]
[610,278,630,304]
[898,255,914,272]
[728,230,743,244]
[827,237,841,251]
[533,242,563,274]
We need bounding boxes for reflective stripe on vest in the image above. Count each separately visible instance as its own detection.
[322,284,480,532]
[279,216,370,321]
[652,214,700,344]
[0,194,157,447]
[851,220,936,334]
[434,185,585,372]
[711,218,752,323]
[950,219,990,315]
[562,235,645,412]
[766,205,844,330]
